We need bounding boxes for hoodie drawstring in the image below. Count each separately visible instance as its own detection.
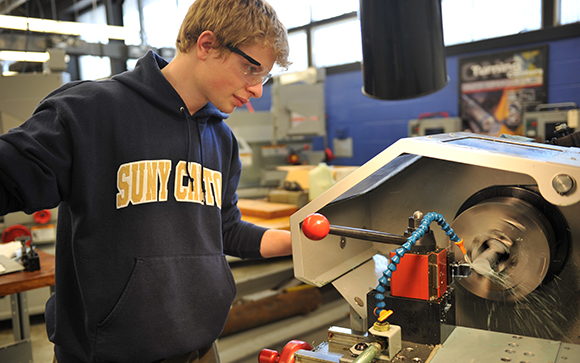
[181,107,206,204]
[196,120,206,204]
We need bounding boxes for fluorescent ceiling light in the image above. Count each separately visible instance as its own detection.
[0,14,127,40]
[0,50,50,62]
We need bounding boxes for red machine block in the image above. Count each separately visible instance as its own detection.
[390,248,447,300]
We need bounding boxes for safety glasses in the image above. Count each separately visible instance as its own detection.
[227,43,272,86]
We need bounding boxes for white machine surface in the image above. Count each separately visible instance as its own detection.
[283,132,580,363]
[429,327,580,363]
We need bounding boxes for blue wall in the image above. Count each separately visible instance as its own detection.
[251,35,580,166]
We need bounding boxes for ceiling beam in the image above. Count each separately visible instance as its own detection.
[0,31,129,58]
[0,0,27,15]
[0,31,175,60]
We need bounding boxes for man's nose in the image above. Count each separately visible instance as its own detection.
[247,82,264,99]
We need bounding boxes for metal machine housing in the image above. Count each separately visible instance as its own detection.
[290,132,580,343]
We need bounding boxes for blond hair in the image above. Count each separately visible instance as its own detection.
[176,0,290,69]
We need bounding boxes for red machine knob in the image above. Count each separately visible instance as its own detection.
[259,349,280,363]
[1,224,32,244]
[302,213,330,240]
[33,209,52,224]
[259,340,312,363]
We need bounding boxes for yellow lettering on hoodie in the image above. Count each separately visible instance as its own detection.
[117,159,222,208]
[175,161,222,207]
[203,169,222,209]
[116,164,131,208]
[191,163,203,204]
[130,163,146,204]
[180,161,203,204]
[211,171,222,209]
[145,161,158,202]
[116,160,172,209]
[157,161,171,201]
[203,170,214,206]
[144,160,172,202]
[174,161,189,201]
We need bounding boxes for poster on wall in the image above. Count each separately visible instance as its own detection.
[459,46,548,136]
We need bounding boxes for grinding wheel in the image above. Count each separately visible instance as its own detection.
[450,196,556,301]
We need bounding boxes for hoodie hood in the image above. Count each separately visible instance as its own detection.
[113,50,229,121]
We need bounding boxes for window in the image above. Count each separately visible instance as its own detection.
[266,0,360,74]
[310,0,358,21]
[274,0,544,72]
[142,0,181,48]
[272,30,309,75]
[441,0,542,46]
[77,4,111,80]
[123,0,187,48]
[270,0,552,72]
[122,0,143,46]
[116,0,574,74]
[267,0,311,29]
[560,0,580,25]
[77,4,109,44]
[312,18,361,68]
[79,55,112,80]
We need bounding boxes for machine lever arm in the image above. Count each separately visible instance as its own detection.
[302,213,406,245]
[328,225,406,245]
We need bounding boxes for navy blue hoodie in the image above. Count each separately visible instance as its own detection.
[0,51,267,362]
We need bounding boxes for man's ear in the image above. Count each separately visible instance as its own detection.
[196,30,216,61]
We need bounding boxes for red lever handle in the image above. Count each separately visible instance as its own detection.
[301,213,330,240]
[259,349,280,363]
[259,340,312,363]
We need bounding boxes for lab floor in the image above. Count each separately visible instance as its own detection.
[0,314,55,362]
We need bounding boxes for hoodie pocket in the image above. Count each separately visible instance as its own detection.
[95,254,236,363]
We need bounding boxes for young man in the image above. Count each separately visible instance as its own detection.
[0,0,292,362]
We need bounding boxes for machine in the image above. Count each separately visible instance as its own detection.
[262,132,580,363]
[407,112,463,137]
[225,67,327,191]
[523,102,578,142]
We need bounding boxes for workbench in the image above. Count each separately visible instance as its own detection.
[238,198,298,231]
[0,250,55,362]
